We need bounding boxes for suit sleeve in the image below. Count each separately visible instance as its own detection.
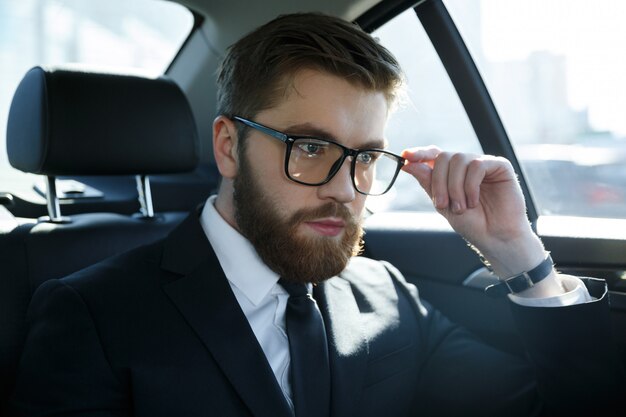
[11,279,129,417]
[381,262,624,417]
[509,277,625,416]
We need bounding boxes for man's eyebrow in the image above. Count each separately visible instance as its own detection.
[284,123,387,149]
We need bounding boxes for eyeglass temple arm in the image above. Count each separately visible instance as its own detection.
[233,116,290,143]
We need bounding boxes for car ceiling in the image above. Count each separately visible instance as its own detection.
[177,0,384,50]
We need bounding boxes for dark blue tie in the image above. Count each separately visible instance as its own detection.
[279,278,331,417]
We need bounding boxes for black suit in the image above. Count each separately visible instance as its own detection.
[11,212,624,416]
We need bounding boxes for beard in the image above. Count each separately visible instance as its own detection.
[233,153,364,285]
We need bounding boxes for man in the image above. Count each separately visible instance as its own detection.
[12,12,623,417]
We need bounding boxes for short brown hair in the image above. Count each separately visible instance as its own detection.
[216,12,403,119]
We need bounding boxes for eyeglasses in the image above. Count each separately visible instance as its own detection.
[233,116,405,196]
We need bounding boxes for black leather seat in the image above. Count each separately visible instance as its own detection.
[0,67,202,414]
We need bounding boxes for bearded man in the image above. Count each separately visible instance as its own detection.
[12,12,623,417]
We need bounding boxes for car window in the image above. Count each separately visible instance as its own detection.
[0,0,194,194]
[446,0,626,219]
[368,9,483,213]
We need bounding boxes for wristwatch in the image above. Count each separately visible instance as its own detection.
[484,254,554,298]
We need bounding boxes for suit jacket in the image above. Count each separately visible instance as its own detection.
[11,211,624,417]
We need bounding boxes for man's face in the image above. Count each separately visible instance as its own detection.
[233,69,389,284]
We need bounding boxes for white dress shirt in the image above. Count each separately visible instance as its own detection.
[509,274,593,306]
[200,195,295,409]
[199,195,593,406]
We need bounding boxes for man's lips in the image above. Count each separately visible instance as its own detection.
[303,217,346,237]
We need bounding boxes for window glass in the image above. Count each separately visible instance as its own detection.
[446,0,626,219]
[370,9,483,212]
[0,0,194,192]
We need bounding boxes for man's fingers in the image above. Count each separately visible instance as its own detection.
[430,152,452,209]
[464,156,515,208]
[447,153,472,213]
[464,159,486,209]
[401,146,442,198]
[401,145,441,166]
[402,160,433,197]
[401,148,516,212]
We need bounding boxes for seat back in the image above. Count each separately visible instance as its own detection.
[0,67,201,413]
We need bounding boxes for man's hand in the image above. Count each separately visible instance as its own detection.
[401,146,555,287]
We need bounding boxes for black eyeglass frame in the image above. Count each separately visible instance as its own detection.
[233,116,406,196]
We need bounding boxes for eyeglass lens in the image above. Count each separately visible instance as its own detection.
[288,138,400,196]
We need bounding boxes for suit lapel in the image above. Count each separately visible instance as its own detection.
[160,211,292,417]
[315,277,369,417]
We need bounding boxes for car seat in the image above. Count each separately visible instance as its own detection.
[0,67,203,414]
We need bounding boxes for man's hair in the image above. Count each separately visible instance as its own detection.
[216,12,403,119]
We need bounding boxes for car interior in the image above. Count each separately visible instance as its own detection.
[1,0,625,414]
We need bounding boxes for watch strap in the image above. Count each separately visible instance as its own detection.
[485,254,554,298]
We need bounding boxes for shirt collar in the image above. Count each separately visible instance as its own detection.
[199,195,282,306]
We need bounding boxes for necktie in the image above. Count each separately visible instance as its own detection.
[279,278,331,417]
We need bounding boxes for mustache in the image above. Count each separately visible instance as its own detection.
[288,202,358,228]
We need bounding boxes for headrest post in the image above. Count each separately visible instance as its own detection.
[44,175,66,223]
[136,175,154,218]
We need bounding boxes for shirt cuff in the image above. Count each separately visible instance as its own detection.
[508,275,594,307]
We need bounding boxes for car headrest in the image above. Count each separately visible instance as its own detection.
[6,66,199,176]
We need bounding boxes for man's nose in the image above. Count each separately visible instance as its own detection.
[317,158,356,203]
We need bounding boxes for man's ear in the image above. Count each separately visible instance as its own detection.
[213,115,239,179]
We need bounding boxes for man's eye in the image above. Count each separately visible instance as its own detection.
[357,152,377,165]
[297,141,327,157]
